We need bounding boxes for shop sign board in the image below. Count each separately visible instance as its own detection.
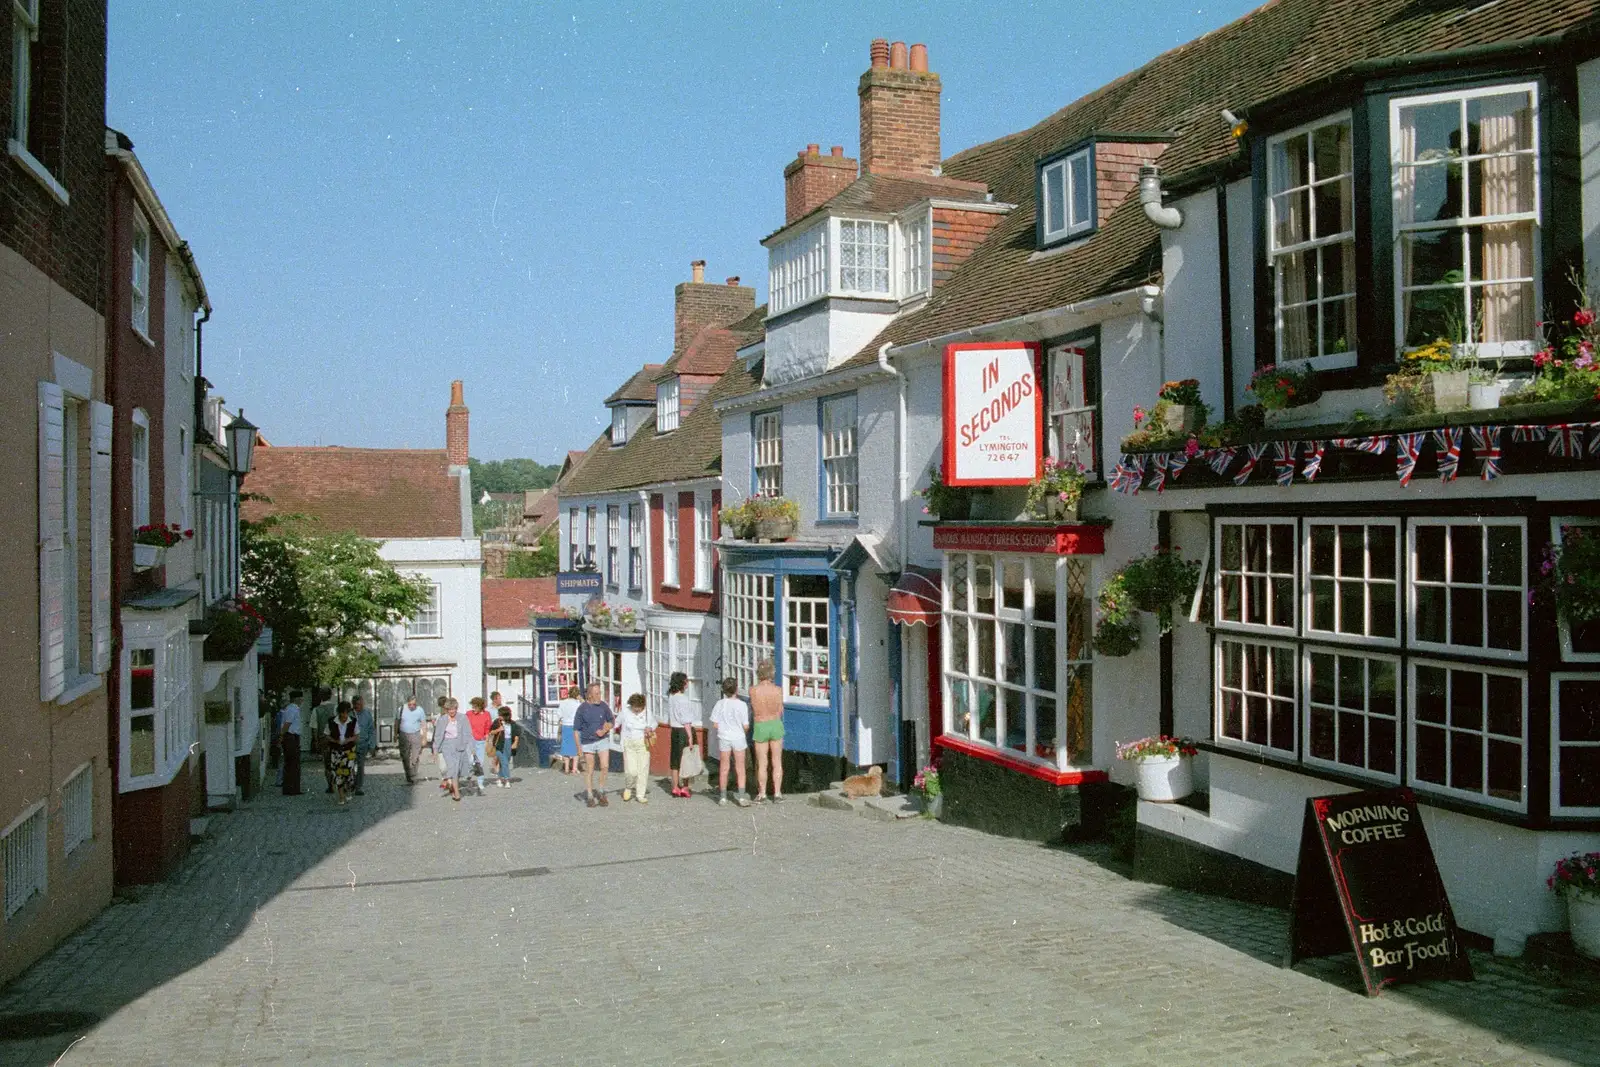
[932,524,1104,556]
[943,342,1044,487]
[555,572,603,595]
[1286,786,1473,996]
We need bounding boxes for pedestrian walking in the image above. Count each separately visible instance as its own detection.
[352,694,375,795]
[434,695,451,791]
[279,690,304,796]
[313,689,337,794]
[434,698,474,802]
[395,696,425,784]
[271,702,286,787]
[557,685,581,774]
[466,697,494,795]
[664,671,699,798]
[327,700,358,805]
[490,706,519,787]
[710,678,750,807]
[574,682,615,807]
[750,659,785,803]
[617,693,653,804]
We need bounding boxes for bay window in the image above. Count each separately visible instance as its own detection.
[942,553,1093,768]
[901,210,930,297]
[589,647,623,711]
[1551,675,1600,816]
[1212,515,1530,811]
[722,571,776,695]
[610,407,627,446]
[752,410,783,497]
[783,575,830,703]
[1392,83,1540,354]
[1269,115,1356,366]
[820,393,858,517]
[121,624,193,791]
[1552,518,1600,661]
[769,224,827,314]
[1047,341,1098,475]
[647,628,701,718]
[838,219,890,295]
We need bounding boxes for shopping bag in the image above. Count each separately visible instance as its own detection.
[678,745,704,781]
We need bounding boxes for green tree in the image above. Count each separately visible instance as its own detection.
[503,532,560,578]
[469,457,559,494]
[240,515,434,695]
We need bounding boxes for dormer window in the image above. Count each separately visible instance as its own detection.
[1037,147,1093,247]
[657,378,680,433]
[767,213,933,315]
[901,208,930,298]
[1268,114,1356,367]
[838,219,890,295]
[610,407,627,446]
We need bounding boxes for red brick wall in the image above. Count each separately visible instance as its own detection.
[783,148,856,224]
[679,373,719,417]
[932,207,1004,288]
[653,491,716,613]
[1095,142,1168,228]
[0,0,108,312]
[113,762,191,886]
[673,282,755,357]
[858,67,941,178]
[446,380,469,466]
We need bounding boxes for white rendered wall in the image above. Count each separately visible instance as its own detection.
[379,536,484,703]
[1581,58,1600,276]
[555,490,654,617]
[1161,188,1227,417]
[1226,177,1257,414]
[161,264,198,583]
[763,301,897,385]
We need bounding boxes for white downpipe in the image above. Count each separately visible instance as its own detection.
[877,341,907,571]
[1139,165,1184,229]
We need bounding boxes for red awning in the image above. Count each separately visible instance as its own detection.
[887,565,941,626]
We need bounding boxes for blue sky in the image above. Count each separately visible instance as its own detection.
[108,1,1263,461]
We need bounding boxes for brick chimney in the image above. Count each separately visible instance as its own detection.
[784,143,857,224]
[673,261,756,357]
[859,39,941,178]
[446,379,469,468]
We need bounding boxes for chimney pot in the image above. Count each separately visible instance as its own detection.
[691,260,705,284]
[870,38,889,68]
[450,379,464,407]
[446,380,469,467]
[830,145,844,157]
[797,149,808,159]
[909,43,928,72]
[726,276,740,287]
[806,143,820,155]
[890,41,908,69]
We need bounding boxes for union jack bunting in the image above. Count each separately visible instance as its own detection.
[1168,451,1190,481]
[1149,452,1170,493]
[1301,440,1326,482]
[1233,442,1270,486]
[1471,425,1502,481]
[1207,447,1237,476]
[1394,432,1424,487]
[1108,455,1143,494]
[1547,423,1584,458]
[1512,424,1548,443]
[1589,423,1600,456]
[1352,435,1391,455]
[1273,440,1297,487]
[1432,427,1462,482]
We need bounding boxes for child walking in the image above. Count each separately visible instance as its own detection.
[617,693,654,804]
[710,678,751,807]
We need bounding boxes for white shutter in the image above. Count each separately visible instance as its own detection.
[90,401,113,673]
[38,381,66,700]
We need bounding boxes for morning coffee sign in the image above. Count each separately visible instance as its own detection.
[1287,787,1473,997]
[943,342,1044,487]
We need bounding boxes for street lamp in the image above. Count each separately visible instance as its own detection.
[228,409,258,477]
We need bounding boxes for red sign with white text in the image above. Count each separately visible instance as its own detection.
[932,524,1105,556]
[943,342,1044,487]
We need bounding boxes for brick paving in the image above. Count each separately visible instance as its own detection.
[1,759,1596,1066]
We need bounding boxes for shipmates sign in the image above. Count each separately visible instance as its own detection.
[1286,787,1473,996]
[943,342,1044,487]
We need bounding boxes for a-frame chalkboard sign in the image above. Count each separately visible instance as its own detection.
[1286,786,1473,996]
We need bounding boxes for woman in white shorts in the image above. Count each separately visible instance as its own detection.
[709,677,751,806]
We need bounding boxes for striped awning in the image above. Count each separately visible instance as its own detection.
[887,565,942,626]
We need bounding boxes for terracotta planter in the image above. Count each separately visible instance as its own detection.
[1133,754,1193,802]
[753,517,796,542]
[1569,893,1600,959]
[1426,371,1470,412]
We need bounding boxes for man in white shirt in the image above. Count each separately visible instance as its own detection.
[395,696,427,784]
[280,691,305,796]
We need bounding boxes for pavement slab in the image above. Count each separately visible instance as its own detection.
[0,761,1594,1065]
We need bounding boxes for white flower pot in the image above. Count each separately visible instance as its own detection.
[1134,754,1193,802]
[1569,892,1600,960]
[133,543,164,570]
[1468,381,1503,410]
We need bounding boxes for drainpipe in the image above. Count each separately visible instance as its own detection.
[876,341,907,571]
[1138,165,1184,230]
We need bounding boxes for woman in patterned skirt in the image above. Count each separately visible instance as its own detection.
[327,700,359,805]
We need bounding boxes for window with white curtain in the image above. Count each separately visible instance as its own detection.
[820,393,858,517]
[1269,114,1356,366]
[130,410,150,529]
[752,410,783,497]
[838,219,890,294]
[662,498,679,587]
[1392,83,1540,354]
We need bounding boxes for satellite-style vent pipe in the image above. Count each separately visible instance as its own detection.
[1139,165,1184,229]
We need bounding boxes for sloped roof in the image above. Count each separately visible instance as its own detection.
[766,173,992,243]
[605,364,664,405]
[839,0,1600,368]
[243,447,465,539]
[523,487,559,526]
[481,578,559,629]
[560,311,767,498]
[653,303,767,382]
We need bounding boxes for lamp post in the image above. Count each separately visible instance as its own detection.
[226,409,258,595]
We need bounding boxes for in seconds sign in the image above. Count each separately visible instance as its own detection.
[943,341,1043,486]
[1286,786,1473,996]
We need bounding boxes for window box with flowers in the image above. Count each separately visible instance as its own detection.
[1093,549,1202,657]
[1117,735,1199,802]
[202,598,265,662]
[584,601,641,635]
[1024,458,1088,522]
[722,497,799,542]
[133,523,193,569]
[1548,851,1600,959]
[1250,364,1324,427]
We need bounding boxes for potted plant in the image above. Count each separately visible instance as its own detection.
[918,463,972,521]
[1405,338,1470,411]
[1117,735,1199,803]
[1246,364,1319,412]
[203,598,264,662]
[1468,358,1506,410]
[1117,548,1202,634]
[1093,571,1140,657]
[913,764,943,818]
[1537,529,1600,643]
[133,522,192,568]
[615,606,638,631]
[720,500,753,540]
[1024,457,1088,522]
[1157,379,1206,433]
[1548,851,1600,959]
[750,496,799,542]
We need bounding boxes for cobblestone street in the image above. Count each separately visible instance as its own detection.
[1,760,1595,1066]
